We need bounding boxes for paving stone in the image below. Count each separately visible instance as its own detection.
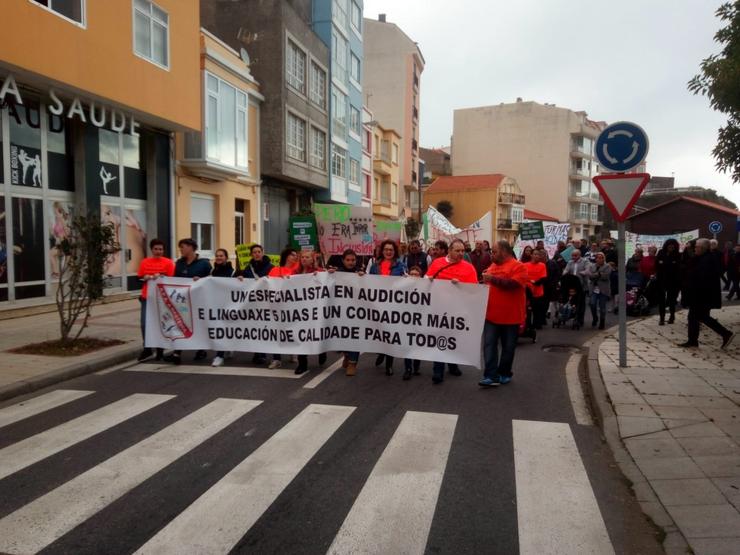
[613,403,659,417]
[635,456,705,480]
[715,420,740,440]
[654,405,711,420]
[667,503,740,538]
[687,537,740,555]
[669,422,730,439]
[618,415,667,438]
[625,437,688,459]
[677,437,740,457]
[631,480,659,503]
[638,500,676,528]
[650,478,726,506]
[693,455,740,478]
[712,477,740,511]
[644,394,693,407]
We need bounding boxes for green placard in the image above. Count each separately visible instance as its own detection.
[519,221,545,241]
[289,215,318,251]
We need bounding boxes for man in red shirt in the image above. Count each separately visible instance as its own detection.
[523,248,548,329]
[427,238,479,383]
[137,238,175,361]
[479,240,529,387]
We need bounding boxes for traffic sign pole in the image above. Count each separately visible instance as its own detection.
[618,221,627,367]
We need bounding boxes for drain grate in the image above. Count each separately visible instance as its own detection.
[541,344,582,355]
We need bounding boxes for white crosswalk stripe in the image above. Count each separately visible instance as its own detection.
[134,403,355,555]
[0,393,173,481]
[328,410,458,555]
[0,398,261,555]
[513,419,614,555]
[125,364,305,379]
[0,389,94,428]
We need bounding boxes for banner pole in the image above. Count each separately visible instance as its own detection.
[618,220,627,367]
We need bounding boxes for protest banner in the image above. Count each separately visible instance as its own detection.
[609,229,699,258]
[373,220,405,245]
[514,221,570,258]
[146,272,487,367]
[518,221,545,241]
[289,215,318,251]
[421,206,492,247]
[314,203,374,256]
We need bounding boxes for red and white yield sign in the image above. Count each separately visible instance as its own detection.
[592,173,650,222]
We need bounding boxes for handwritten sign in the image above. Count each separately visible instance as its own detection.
[373,220,404,245]
[421,207,492,247]
[314,203,374,255]
[514,221,570,258]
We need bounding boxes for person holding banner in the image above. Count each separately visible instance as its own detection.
[260,248,299,367]
[136,238,175,362]
[240,244,273,278]
[328,249,364,376]
[293,251,328,374]
[479,241,529,387]
[426,239,478,384]
[369,240,407,375]
[210,249,236,368]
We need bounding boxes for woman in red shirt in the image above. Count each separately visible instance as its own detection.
[136,238,175,361]
[292,251,328,374]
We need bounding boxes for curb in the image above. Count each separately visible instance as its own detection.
[0,344,140,402]
[585,328,690,555]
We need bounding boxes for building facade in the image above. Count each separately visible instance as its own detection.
[423,174,525,244]
[419,146,451,183]
[0,0,200,305]
[201,0,331,253]
[371,123,401,221]
[360,106,373,207]
[363,14,424,221]
[175,30,263,262]
[312,0,364,206]
[452,100,606,238]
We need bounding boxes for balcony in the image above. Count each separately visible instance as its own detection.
[373,156,392,176]
[497,218,513,229]
[412,138,418,152]
[412,106,418,121]
[498,192,525,205]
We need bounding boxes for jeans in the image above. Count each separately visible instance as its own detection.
[404,359,420,372]
[590,292,608,324]
[432,362,459,381]
[688,305,730,344]
[658,285,680,321]
[345,351,359,363]
[483,321,519,379]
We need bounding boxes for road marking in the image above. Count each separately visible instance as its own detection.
[0,398,261,555]
[513,420,614,555]
[328,411,457,555]
[0,390,94,428]
[133,403,355,555]
[0,393,173,480]
[303,358,344,389]
[125,364,305,379]
[565,354,593,426]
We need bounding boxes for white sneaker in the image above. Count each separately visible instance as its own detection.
[212,356,225,367]
[268,359,282,369]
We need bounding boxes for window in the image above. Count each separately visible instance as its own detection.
[204,72,248,169]
[333,0,348,28]
[381,140,390,162]
[235,199,246,245]
[512,206,524,223]
[331,144,347,177]
[191,194,215,256]
[381,179,391,204]
[310,126,326,170]
[332,32,348,82]
[350,53,361,83]
[133,0,168,68]
[392,143,399,164]
[332,90,347,137]
[392,183,398,202]
[310,62,326,108]
[373,177,380,201]
[590,204,599,222]
[363,129,371,153]
[286,40,306,94]
[287,112,306,162]
[30,0,85,25]
[349,158,359,184]
[350,1,362,33]
[349,106,361,136]
[364,174,371,199]
[579,203,589,220]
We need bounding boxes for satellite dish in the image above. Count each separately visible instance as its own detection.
[240,47,251,64]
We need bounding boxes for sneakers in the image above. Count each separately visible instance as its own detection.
[268,359,282,369]
[678,341,699,348]
[137,348,153,361]
[498,376,512,385]
[402,368,412,380]
[212,356,225,367]
[478,377,499,387]
[294,363,309,375]
[659,319,665,326]
[194,350,208,361]
[721,332,735,350]
[448,366,462,377]
[163,353,181,365]
[252,354,267,365]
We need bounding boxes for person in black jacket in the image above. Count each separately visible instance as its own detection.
[210,248,235,367]
[403,239,429,276]
[655,238,682,325]
[328,249,364,376]
[241,244,274,278]
[679,238,734,349]
[727,244,740,300]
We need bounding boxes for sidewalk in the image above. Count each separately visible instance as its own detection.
[0,299,141,401]
[595,305,740,555]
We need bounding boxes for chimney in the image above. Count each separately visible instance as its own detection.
[379,13,386,22]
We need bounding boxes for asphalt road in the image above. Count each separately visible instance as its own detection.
[0,314,665,555]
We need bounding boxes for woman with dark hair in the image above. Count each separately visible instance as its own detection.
[656,238,682,325]
[210,248,235,367]
[292,250,327,374]
[241,244,273,278]
[328,249,364,376]
[519,245,533,263]
[369,239,407,375]
[268,247,298,278]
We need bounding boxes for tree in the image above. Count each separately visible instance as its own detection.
[54,213,120,343]
[688,1,740,183]
[436,200,454,219]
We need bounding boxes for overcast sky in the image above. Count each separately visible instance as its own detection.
[363,0,739,206]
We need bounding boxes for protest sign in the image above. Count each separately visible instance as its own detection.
[146,273,487,367]
[234,244,280,272]
[314,203,374,256]
[514,221,570,258]
[421,207,492,247]
[518,221,545,241]
[289,215,318,251]
[609,229,699,258]
[373,220,404,245]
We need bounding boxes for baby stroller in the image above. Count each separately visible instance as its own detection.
[553,274,583,330]
[519,289,537,343]
[626,287,651,316]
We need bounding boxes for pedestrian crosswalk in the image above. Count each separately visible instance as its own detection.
[0,389,617,554]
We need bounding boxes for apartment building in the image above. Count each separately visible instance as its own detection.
[201,0,331,253]
[360,106,373,207]
[312,0,365,205]
[363,14,424,221]
[0,0,200,305]
[371,124,401,221]
[175,30,263,262]
[452,100,607,238]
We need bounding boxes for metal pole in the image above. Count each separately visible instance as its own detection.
[618,221,627,367]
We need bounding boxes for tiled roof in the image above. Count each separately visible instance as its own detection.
[524,209,559,222]
[629,196,740,219]
[426,174,506,193]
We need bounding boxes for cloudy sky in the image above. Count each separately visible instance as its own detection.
[364,0,739,206]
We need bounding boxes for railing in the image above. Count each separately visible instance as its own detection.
[497,218,513,229]
[498,193,525,205]
[412,139,418,152]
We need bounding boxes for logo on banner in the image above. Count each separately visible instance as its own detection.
[156,283,194,339]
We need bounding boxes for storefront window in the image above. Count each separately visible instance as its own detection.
[48,200,73,280]
[123,134,146,200]
[0,110,4,184]
[0,198,7,302]
[98,128,121,197]
[8,103,42,188]
[47,114,74,192]
[12,197,46,299]
[101,203,122,288]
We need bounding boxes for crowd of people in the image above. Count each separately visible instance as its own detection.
[134,232,736,388]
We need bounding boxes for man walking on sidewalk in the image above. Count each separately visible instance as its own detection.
[679,238,735,349]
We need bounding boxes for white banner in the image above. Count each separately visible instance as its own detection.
[609,229,700,257]
[145,273,488,367]
[422,206,493,247]
[514,221,570,258]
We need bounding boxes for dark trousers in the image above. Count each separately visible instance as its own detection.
[658,285,680,321]
[404,359,420,372]
[687,305,730,343]
[728,277,740,300]
[531,296,547,328]
[432,362,459,381]
[138,297,147,342]
[483,321,519,379]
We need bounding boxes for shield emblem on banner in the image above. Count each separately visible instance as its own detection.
[155,283,194,339]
